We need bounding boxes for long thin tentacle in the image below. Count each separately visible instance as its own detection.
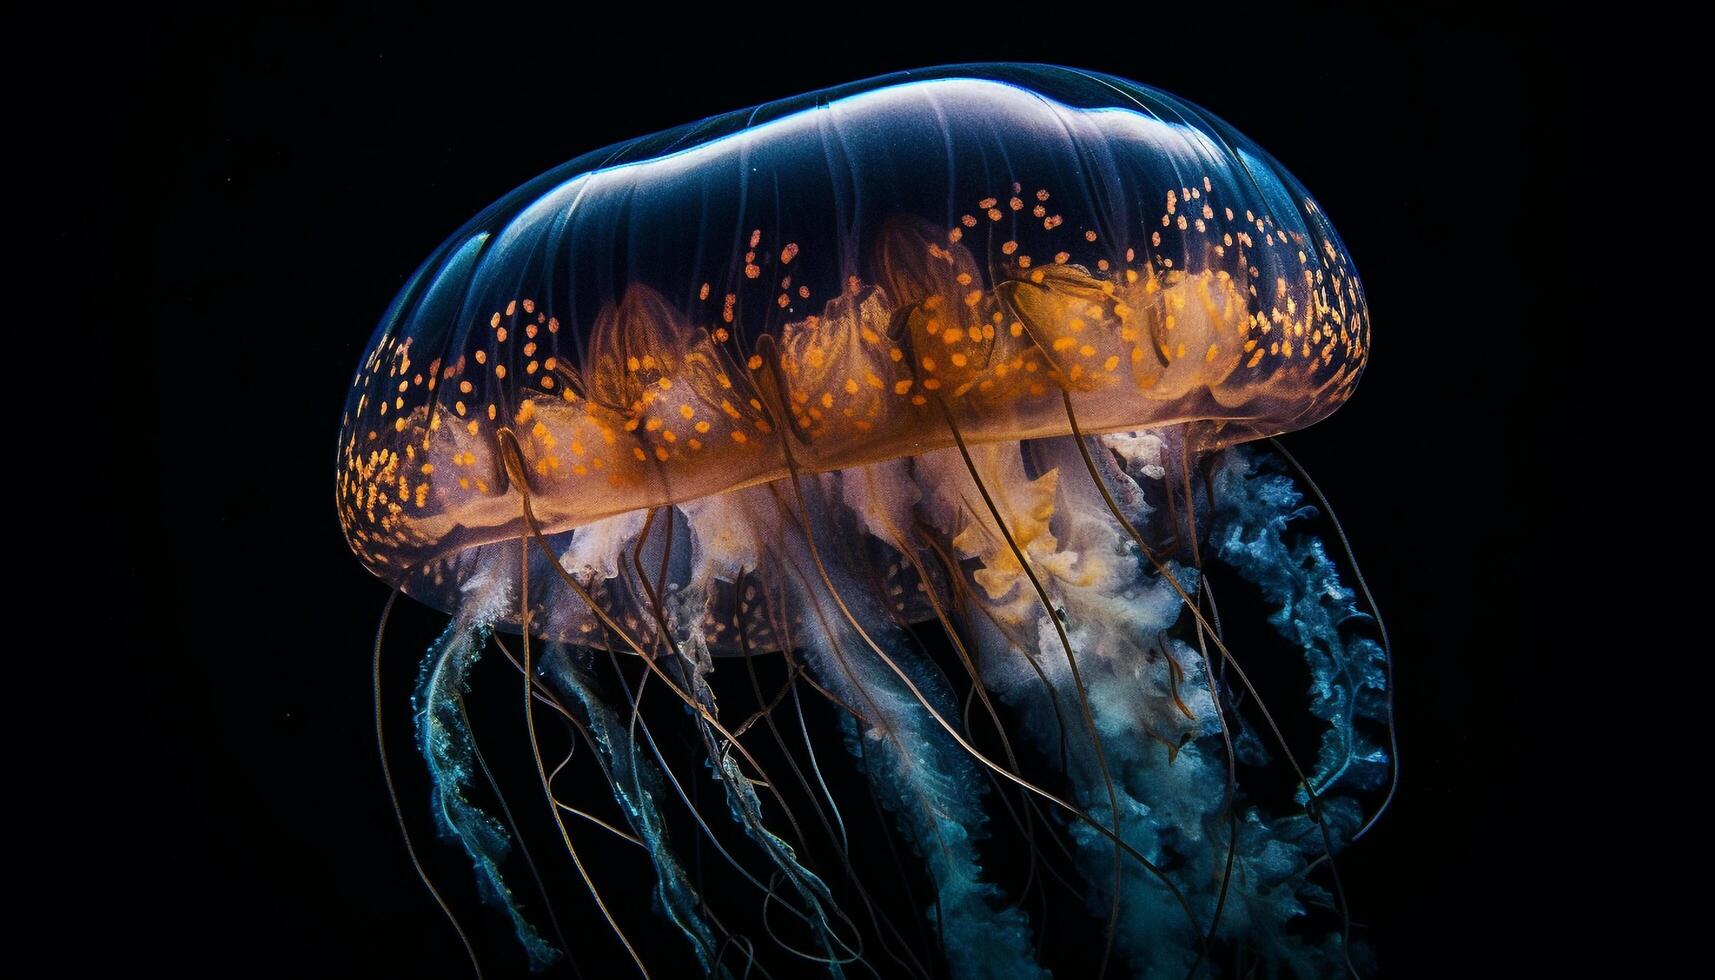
[415,610,561,970]
[544,645,725,974]
[496,430,857,973]
[374,589,485,980]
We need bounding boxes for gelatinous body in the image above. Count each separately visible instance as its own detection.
[342,64,1389,978]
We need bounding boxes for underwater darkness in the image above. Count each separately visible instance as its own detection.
[90,7,1593,978]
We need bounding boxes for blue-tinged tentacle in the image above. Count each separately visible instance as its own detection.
[552,509,855,975]
[684,667,853,977]
[915,438,1219,977]
[415,616,561,971]
[1209,448,1392,807]
[793,563,1048,980]
[542,643,725,975]
[910,435,1393,977]
[1181,446,1389,974]
[810,462,1049,978]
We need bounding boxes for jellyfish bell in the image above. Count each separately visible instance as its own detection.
[339,67,1367,618]
[340,64,1389,977]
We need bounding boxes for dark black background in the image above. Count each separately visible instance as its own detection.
[87,6,1593,977]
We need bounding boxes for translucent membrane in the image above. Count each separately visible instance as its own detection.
[337,63,1368,627]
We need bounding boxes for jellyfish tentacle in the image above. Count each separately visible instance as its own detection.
[600,521,857,967]
[935,401,1133,979]
[860,463,1099,925]
[769,439,1194,917]
[1206,448,1391,816]
[920,433,1220,978]
[542,644,725,974]
[1265,438,1398,842]
[786,656,850,851]
[749,566,943,980]
[1059,402,1365,973]
[1181,579,1243,964]
[657,509,917,976]
[597,589,862,974]
[490,632,653,849]
[554,638,838,958]
[616,507,860,968]
[762,494,1047,980]
[740,569,936,980]
[1189,451,1382,977]
[374,589,485,980]
[460,696,572,965]
[674,644,863,975]
[415,608,562,971]
[506,523,651,979]
[1057,402,1246,968]
[747,499,949,978]
[916,525,1076,782]
[505,453,865,973]
[538,534,863,971]
[871,504,1065,917]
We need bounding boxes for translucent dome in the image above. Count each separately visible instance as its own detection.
[337,64,1369,606]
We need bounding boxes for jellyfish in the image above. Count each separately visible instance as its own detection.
[339,64,1393,979]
